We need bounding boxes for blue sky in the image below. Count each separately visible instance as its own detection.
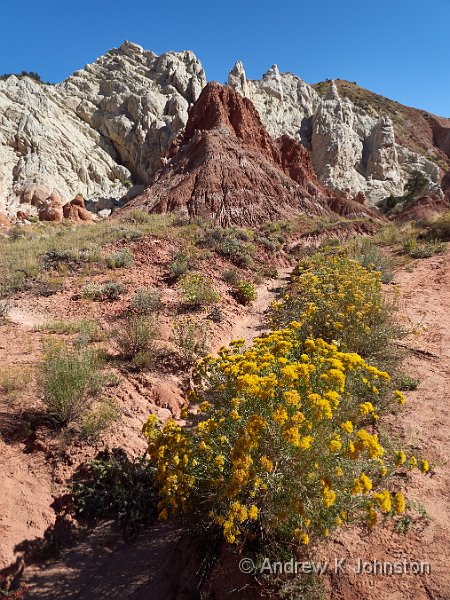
[2,0,449,116]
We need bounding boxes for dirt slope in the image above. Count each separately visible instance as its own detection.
[17,249,450,599]
[319,250,450,599]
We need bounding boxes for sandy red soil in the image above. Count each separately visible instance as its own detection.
[1,246,449,599]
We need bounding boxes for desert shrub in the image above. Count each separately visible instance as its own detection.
[73,449,158,537]
[201,228,255,268]
[105,248,134,269]
[174,318,210,365]
[270,250,395,359]
[255,236,278,252]
[124,209,153,224]
[222,268,240,286]
[396,373,419,391]
[39,342,105,427]
[208,306,224,323]
[179,273,219,308]
[374,223,420,248]
[0,302,8,321]
[82,281,126,301]
[402,236,418,255]
[81,399,119,439]
[0,366,31,400]
[111,315,157,370]
[406,239,446,259]
[42,247,101,269]
[169,250,191,280]
[346,237,394,283]
[233,281,257,305]
[35,318,102,342]
[144,326,429,550]
[258,265,279,279]
[130,287,162,315]
[426,211,450,241]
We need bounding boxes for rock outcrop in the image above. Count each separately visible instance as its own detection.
[228,64,442,205]
[123,83,377,226]
[62,195,94,223]
[0,41,206,217]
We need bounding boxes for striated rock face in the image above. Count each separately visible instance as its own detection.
[228,64,442,205]
[123,83,377,226]
[0,41,206,217]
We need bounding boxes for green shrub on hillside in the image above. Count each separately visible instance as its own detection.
[179,273,219,308]
[105,249,134,269]
[111,315,157,370]
[73,450,158,537]
[233,281,257,305]
[40,342,105,427]
[130,287,162,315]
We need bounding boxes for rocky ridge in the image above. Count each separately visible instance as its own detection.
[0,41,448,218]
[228,62,443,205]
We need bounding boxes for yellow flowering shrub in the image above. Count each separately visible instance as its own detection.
[143,323,425,547]
[270,250,395,358]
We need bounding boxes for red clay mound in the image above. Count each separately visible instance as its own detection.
[123,82,377,226]
[63,195,94,223]
[394,194,450,223]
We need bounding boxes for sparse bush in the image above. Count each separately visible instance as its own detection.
[39,342,105,427]
[396,373,419,391]
[43,247,101,269]
[105,248,134,269]
[402,236,418,254]
[82,281,126,302]
[131,287,162,315]
[73,449,158,537]
[406,239,446,259]
[179,273,219,308]
[0,302,8,321]
[233,281,257,305]
[34,275,65,297]
[346,237,394,283]
[35,318,102,346]
[174,318,210,365]
[81,399,119,439]
[111,315,157,370]
[201,228,255,268]
[124,209,153,224]
[258,265,279,279]
[374,223,420,248]
[222,268,240,286]
[0,366,31,400]
[208,306,224,323]
[169,251,191,280]
[426,211,450,241]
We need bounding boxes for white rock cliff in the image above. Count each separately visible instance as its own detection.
[0,41,206,216]
[227,63,441,204]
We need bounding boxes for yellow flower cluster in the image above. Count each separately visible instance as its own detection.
[143,318,428,547]
[270,250,392,357]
